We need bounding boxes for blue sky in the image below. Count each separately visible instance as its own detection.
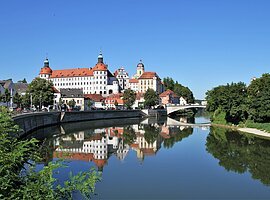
[1,0,270,99]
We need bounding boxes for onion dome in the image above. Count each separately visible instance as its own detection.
[39,58,52,75]
[98,52,103,63]
[137,60,144,68]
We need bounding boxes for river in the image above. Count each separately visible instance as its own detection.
[29,116,270,199]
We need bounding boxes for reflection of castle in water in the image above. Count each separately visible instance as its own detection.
[53,117,194,171]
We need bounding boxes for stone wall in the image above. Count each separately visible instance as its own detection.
[13,110,143,136]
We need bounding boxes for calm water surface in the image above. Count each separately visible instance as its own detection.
[31,116,270,199]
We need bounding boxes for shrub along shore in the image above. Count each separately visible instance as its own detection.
[206,73,270,137]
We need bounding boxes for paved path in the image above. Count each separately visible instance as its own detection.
[238,128,270,138]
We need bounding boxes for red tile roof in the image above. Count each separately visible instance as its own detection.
[93,159,107,168]
[159,89,179,98]
[84,94,104,102]
[50,68,94,78]
[114,70,118,76]
[138,72,157,79]
[129,79,139,83]
[40,66,52,75]
[136,92,144,100]
[105,93,124,105]
[52,86,60,93]
[92,63,108,71]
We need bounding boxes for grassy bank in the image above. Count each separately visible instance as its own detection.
[210,110,270,133]
[244,121,270,133]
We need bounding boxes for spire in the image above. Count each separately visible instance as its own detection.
[98,50,103,63]
[44,58,49,67]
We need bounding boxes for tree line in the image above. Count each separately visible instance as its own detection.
[163,77,195,103]
[206,73,270,124]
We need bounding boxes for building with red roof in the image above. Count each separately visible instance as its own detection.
[129,60,164,94]
[39,53,120,97]
[159,89,180,105]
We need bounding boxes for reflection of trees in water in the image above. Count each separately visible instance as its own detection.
[163,127,193,149]
[123,126,136,145]
[143,124,160,144]
[206,127,270,186]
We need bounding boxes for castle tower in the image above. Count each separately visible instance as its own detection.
[39,58,52,80]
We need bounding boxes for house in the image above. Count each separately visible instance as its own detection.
[0,79,15,107]
[60,88,86,110]
[105,93,124,109]
[14,82,28,96]
[179,97,187,106]
[52,87,61,109]
[0,84,4,95]
[84,94,105,110]
[131,60,164,94]
[132,92,144,109]
[0,79,15,96]
[129,79,139,92]
[159,89,180,105]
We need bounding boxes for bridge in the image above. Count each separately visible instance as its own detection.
[166,117,210,128]
[166,104,206,115]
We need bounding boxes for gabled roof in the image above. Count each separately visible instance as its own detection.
[129,79,139,83]
[84,94,104,102]
[0,79,13,89]
[52,86,60,93]
[51,68,94,78]
[60,88,84,98]
[159,89,179,98]
[136,92,144,100]
[138,72,158,79]
[14,83,28,94]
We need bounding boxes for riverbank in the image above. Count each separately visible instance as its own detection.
[212,123,270,139]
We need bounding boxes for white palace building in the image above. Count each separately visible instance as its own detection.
[39,53,119,97]
[39,52,164,98]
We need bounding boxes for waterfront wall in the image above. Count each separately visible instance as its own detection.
[13,109,166,136]
[13,110,143,136]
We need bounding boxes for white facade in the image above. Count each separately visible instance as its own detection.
[39,54,120,97]
[114,67,130,91]
[179,97,187,105]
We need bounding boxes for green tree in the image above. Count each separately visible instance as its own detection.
[27,78,54,107]
[0,106,101,199]
[143,124,160,144]
[13,92,22,108]
[68,99,76,109]
[163,77,175,90]
[114,100,118,109]
[144,88,159,108]
[174,82,195,103]
[123,89,136,109]
[87,100,93,110]
[18,78,27,83]
[21,93,31,108]
[163,77,195,103]
[247,73,270,122]
[4,89,11,106]
[206,82,248,124]
[123,126,136,145]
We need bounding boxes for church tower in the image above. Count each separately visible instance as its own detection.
[136,60,145,78]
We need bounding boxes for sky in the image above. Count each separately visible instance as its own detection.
[1,0,270,99]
